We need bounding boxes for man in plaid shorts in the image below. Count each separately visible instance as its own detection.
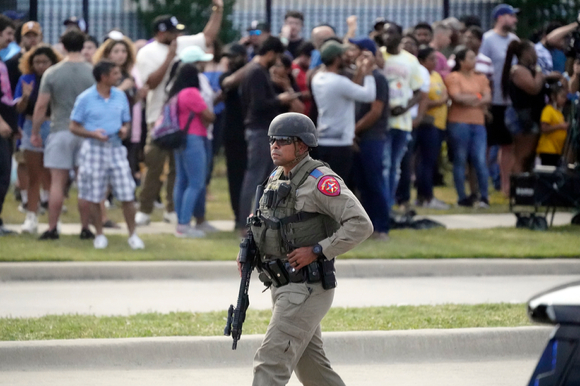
[70,60,144,250]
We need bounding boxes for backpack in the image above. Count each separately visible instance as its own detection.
[151,94,195,150]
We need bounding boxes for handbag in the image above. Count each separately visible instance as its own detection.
[151,95,195,150]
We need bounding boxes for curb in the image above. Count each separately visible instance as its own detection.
[0,327,551,370]
[2,259,580,281]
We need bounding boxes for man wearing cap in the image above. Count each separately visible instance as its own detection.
[6,21,43,92]
[244,20,271,61]
[349,37,391,240]
[134,0,224,226]
[480,3,519,196]
[311,40,376,182]
[63,17,87,33]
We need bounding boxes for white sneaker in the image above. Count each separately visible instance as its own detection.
[94,234,108,249]
[163,211,178,224]
[195,221,219,233]
[21,212,38,234]
[135,211,151,226]
[128,233,145,249]
[175,225,206,238]
[424,198,450,210]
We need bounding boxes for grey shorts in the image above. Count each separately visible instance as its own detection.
[44,130,83,170]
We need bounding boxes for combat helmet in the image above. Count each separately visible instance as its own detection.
[268,113,318,147]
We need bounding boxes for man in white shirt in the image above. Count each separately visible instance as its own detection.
[380,22,424,209]
[134,1,223,226]
[311,40,376,182]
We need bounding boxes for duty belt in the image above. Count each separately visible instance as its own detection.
[257,258,336,290]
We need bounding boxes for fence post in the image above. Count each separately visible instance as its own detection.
[29,0,38,21]
[443,0,450,18]
[266,0,272,29]
[83,0,89,33]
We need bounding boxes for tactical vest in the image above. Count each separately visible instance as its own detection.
[251,159,340,261]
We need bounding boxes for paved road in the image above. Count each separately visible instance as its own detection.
[2,275,578,317]
[0,359,536,386]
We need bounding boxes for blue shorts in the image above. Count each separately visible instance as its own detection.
[20,119,50,152]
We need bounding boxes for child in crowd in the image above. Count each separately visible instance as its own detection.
[537,84,568,166]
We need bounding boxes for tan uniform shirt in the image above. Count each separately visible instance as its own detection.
[288,156,374,258]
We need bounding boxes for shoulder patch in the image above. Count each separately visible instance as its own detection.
[270,170,277,178]
[309,169,324,179]
[317,176,341,197]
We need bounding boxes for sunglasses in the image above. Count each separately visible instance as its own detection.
[248,30,262,36]
[269,136,296,147]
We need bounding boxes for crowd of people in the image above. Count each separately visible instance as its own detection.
[0,3,577,246]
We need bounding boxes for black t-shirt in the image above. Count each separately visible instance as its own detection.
[240,62,282,131]
[355,69,390,141]
[286,38,304,59]
[6,52,22,94]
[219,71,245,142]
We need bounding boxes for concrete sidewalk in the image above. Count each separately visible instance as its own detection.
[2,259,580,282]
[4,212,575,235]
[0,360,538,386]
[0,327,551,370]
[2,275,578,317]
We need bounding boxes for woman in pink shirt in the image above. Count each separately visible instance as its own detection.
[167,64,215,238]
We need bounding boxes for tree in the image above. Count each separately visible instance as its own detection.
[509,0,580,39]
[134,0,239,44]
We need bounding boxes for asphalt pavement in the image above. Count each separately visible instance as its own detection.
[1,275,578,317]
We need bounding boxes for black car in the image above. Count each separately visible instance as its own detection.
[527,281,580,385]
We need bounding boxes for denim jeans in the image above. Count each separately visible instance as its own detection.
[415,124,444,201]
[174,134,207,225]
[353,139,390,233]
[447,123,489,201]
[395,134,414,206]
[384,128,412,209]
[193,136,212,219]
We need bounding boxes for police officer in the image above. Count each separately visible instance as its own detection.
[247,112,373,386]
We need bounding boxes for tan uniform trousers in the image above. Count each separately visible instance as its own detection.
[252,282,345,386]
[138,123,175,214]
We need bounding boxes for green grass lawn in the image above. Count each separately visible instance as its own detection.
[1,226,579,261]
[0,303,531,341]
[3,155,518,227]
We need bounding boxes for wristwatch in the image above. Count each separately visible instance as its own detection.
[312,244,323,257]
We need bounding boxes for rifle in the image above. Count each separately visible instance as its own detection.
[224,185,264,350]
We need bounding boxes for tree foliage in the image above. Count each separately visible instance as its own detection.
[134,0,239,45]
[509,0,580,39]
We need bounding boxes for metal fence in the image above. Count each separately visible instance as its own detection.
[232,0,497,38]
[1,0,144,44]
[2,0,496,44]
